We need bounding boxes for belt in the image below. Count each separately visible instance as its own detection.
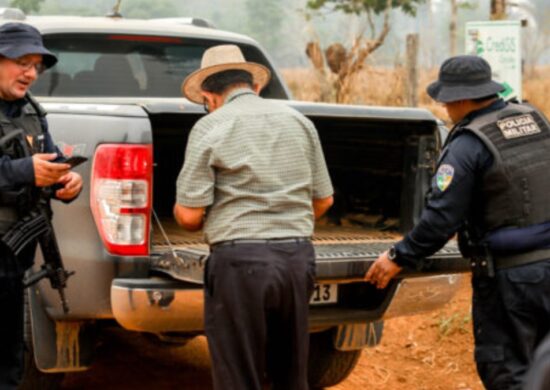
[210,237,311,249]
[494,248,550,269]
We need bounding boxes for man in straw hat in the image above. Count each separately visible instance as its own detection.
[0,23,82,388]
[174,44,334,389]
[365,55,550,389]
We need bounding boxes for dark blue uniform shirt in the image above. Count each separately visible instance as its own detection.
[0,97,59,190]
[394,99,550,267]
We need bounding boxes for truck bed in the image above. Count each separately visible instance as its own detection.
[151,219,465,283]
[152,218,401,248]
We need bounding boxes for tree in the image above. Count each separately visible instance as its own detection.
[245,0,284,58]
[10,0,44,13]
[304,0,424,103]
[450,0,477,56]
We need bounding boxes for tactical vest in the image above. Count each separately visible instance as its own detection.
[458,102,550,233]
[0,94,46,233]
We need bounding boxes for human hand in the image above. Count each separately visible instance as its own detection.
[364,251,403,289]
[55,171,83,200]
[33,154,70,187]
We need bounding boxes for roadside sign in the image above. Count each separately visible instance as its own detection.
[465,21,522,102]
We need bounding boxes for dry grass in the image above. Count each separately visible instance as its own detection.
[281,66,550,122]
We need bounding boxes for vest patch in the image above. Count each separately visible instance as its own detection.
[496,114,541,139]
[436,164,454,192]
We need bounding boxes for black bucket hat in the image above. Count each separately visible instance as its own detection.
[0,22,57,69]
[427,55,505,103]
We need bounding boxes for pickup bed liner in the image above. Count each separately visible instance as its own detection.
[151,219,466,283]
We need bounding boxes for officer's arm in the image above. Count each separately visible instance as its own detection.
[0,154,34,188]
[39,118,82,202]
[393,133,493,267]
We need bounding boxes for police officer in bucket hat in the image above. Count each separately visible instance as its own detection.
[0,23,82,388]
[366,55,550,389]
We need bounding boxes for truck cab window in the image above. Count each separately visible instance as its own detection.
[31,34,287,99]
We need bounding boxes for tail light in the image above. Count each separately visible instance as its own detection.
[90,144,152,256]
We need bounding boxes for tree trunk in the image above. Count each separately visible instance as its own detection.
[450,0,458,56]
[491,0,507,20]
[406,34,419,107]
[426,0,435,68]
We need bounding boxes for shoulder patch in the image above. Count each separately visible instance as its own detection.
[436,164,454,192]
[496,114,541,139]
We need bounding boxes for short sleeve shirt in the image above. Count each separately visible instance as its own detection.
[176,88,333,244]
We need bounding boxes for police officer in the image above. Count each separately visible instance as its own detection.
[0,23,82,389]
[365,55,550,389]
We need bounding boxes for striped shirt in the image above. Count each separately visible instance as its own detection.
[176,88,333,244]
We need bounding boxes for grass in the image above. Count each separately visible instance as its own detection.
[437,312,472,338]
[281,66,550,122]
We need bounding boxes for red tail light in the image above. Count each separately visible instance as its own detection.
[90,144,152,256]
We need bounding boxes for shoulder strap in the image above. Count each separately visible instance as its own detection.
[24,92,47,118]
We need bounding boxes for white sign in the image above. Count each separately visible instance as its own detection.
[465,21,522,102]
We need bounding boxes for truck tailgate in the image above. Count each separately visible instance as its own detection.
[150,220,467,283]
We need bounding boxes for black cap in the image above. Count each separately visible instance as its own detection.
[0,22,57,69]
[427,55,505,103]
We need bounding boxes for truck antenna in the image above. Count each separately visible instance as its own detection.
[106,0,123,18]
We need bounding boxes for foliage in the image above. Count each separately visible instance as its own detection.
[245,0,284,55]
[121,0,177,19]
[304,0,426,103]
[38,0,176,18]
[306,0,424,17]
[10,0,44,13]
[437,312,471,338]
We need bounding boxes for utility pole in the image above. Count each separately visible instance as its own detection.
[491,0,507,20]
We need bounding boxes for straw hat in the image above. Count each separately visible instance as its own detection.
[181,44,271,104]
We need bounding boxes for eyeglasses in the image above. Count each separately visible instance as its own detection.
[203,98,210,113]
[13,58,45,74]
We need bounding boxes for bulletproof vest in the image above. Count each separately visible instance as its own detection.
[459,102,550,232]
[0,94,46,233]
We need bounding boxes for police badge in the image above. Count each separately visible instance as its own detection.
[436,164,454,192]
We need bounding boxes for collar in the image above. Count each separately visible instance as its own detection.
[448,99,507,142]
[0,97,28,119]
[224,88,255,105]
[461,98,506,125]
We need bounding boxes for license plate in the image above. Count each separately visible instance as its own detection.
[310,283,338,305]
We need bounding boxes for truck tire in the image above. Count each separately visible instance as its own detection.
[308,329,362,389]
[19,292,65,390]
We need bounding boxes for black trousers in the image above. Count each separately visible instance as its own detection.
[204,240,316,390]
[0,244,35,390]
[472,259,550,390]
[0,277,24,390]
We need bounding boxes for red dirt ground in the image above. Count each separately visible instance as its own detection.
[334,276,483,390]
[62,276,481,390]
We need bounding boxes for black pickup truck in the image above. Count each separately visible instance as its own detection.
[0,9,468,389]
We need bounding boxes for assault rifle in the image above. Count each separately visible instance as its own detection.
[0,129,74,313]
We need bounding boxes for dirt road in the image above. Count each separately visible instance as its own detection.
[62,278,481,390]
